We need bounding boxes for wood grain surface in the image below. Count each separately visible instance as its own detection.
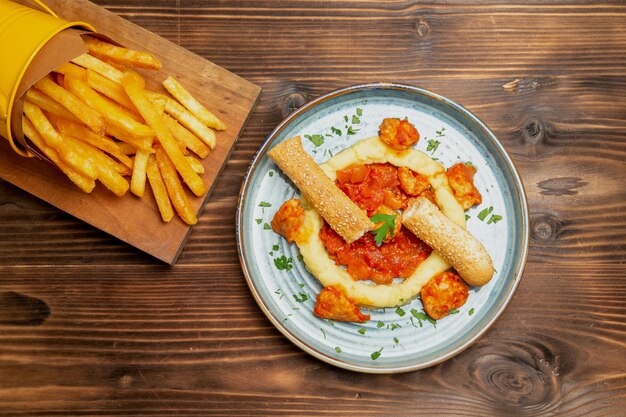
[1,0,625,415]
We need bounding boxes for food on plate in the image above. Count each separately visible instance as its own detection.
[402,196,494,287]
[271,198,307,243]
[378,117,420,150]
[268,136,374,243]
[446,162,482,210]
[17,36,226,225]
[420,271,469,320]
[313,285,370,323]
[270,117,494,323]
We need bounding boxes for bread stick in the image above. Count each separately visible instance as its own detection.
[268,136,374,243]
[402,197,494,286]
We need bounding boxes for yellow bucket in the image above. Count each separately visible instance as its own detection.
[0,0,94,156]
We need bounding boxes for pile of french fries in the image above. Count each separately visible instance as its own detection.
[21,36,226,225]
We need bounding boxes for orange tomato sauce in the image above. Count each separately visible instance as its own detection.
[319,163,433,285]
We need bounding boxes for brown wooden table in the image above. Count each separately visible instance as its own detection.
[1,1,625,415]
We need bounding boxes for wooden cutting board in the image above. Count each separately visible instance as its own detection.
[0,0,260,264]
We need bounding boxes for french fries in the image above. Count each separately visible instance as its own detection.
[163,76,226,130]
[155,147,197,225]
[146,155,174,222]
[33,75,105,135]
[121,70,206,197]
[19,36,225,225]
[84,37,162,71]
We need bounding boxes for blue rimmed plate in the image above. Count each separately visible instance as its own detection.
[236,83,529,373]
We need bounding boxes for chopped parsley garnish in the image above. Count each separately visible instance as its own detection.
[259,201,271,208]
[293,293,308,303]
[272,244,279,251]
[410,308,437,327]
[449,309,459,315]
[274,255,293,271]
[356,108,363,116]
[390,323,401,331]
[347,126,359,135]
[255,218,262,224]
[426,138,440,154]
[435,127,446,137]
[469,308,475,316]
[371,347,383,360]
[395,307,406,317]
[377,321,385,328]
[352,115,360,124]
[487,214,503,224]
[274,289,285,299]
[263,223,271,230]
[269,170,274,177]
[465,161,474,167]
[393,337,399,345]
[478,206,494,221]
[320,328,326,339]
[304,134,325,147]
[327,320,335,326]
[465,214,470,221]
[297,254,304,262]
[331,126,342,136]
[335,346,342,353]
[358,327,367,335]
[344,115,349,122]
[369,213,398,246]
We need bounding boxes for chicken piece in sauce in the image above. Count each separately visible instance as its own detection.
[314,285,370,323]
[446,162,482,210]
[271,198,306,243]
[379,118,420,150]
[421,271,469,320]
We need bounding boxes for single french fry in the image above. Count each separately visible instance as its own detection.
[61,133,130,197]
[22,118,95,193]
[53,62,87,79]
[147,91,216,149]
[33,75,105,135]
[186,155,205,174]
[86,69,136,112]
[155,147,197,225]
[25,88,82,123]
[151,94,167,115]
[146,155,174,222]
[122,71,206,197]
[84,37,162,70]
[163,114,210,158]
[163,76,226,130]
[72,53,125,83]
[23,101,98,179]
[64,75,154,144]
[130,149,150,197]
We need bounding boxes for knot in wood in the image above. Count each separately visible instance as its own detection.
[281,92,308,118]
[468,352,557,409]
[415,20,429,37]
[0,291,50,326]
[531,214,560,242]
[523,118,545,145]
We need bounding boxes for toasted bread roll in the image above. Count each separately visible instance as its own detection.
[268,136,374,243]
[402,197,494,286]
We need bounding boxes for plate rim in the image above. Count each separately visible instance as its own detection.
[236,82,530,373]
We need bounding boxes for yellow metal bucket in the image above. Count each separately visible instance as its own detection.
[0,0,94,156]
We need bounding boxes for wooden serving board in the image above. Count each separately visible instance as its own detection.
[0,0,260,264]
